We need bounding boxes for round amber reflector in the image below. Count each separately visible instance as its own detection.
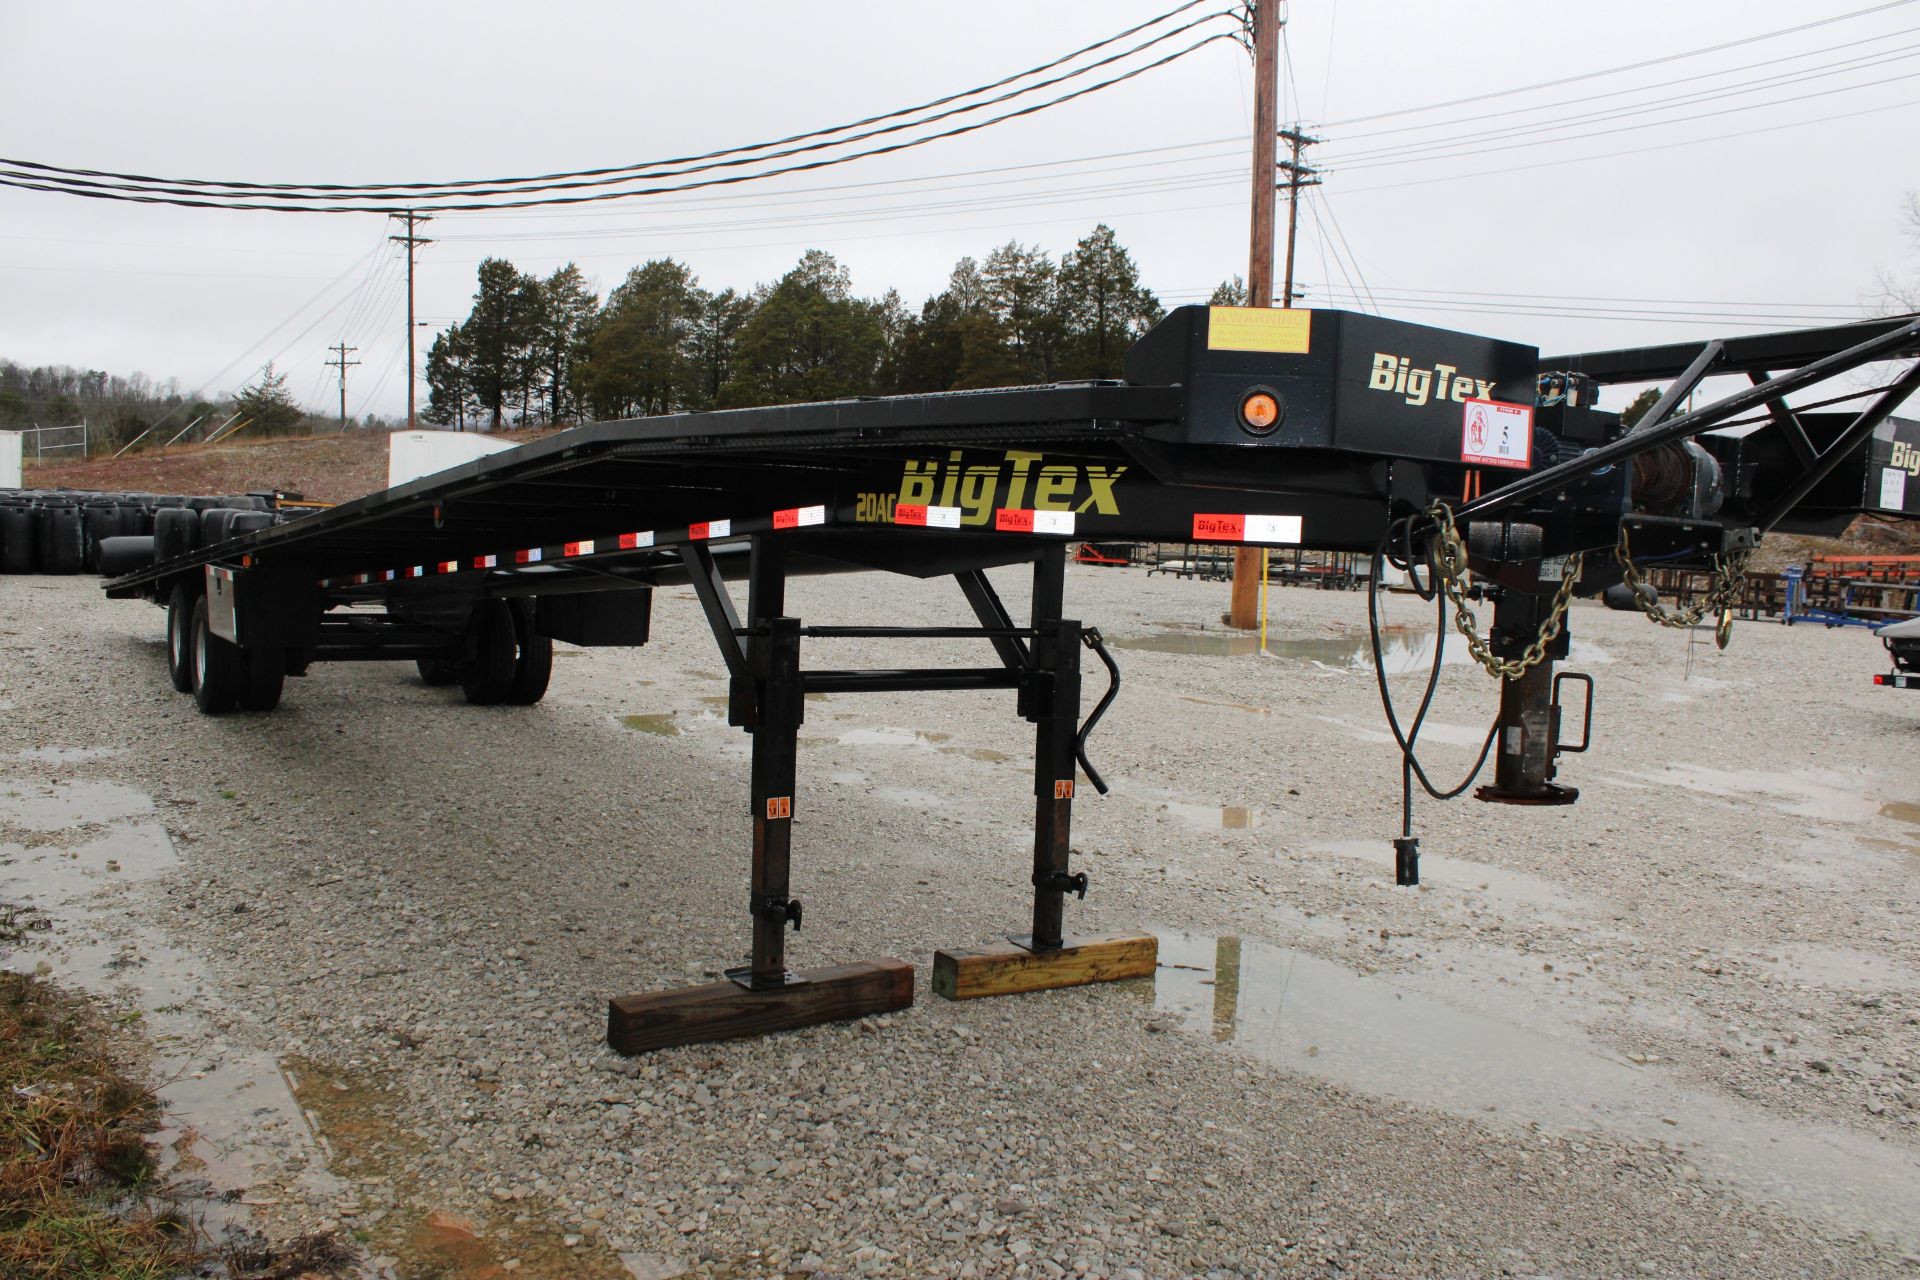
[1240,391,1280,432]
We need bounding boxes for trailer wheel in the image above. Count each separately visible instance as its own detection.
[239,647,285,712]
[460,600,517,705]
[165,585,196,693]
[416,656,458,686]
[190,596,241,715]
[506,599,552,705]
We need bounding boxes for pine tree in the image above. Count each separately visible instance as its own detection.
[1057,224,1162,380]
[535,263,598,424]
[723,250,885,407]
[233,362,304,436]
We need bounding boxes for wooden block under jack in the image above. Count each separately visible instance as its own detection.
[932,931,1158,1000]
[607,958,914,1056]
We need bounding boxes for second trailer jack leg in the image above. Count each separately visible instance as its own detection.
[934,549,1156,999]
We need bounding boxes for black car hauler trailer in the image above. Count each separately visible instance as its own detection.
[102,305,1920,1054]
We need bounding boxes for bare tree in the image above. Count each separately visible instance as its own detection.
[1873,192,1920,314]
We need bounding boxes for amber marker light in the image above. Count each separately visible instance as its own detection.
[1239,388,1281,435]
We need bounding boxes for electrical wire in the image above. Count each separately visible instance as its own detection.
[6,12,1237,207]
[1325,52,1920,170]
[0,34,1237,214]
[1322,0,1917,127]
[1331,23,1920,146]
[1366,516,1502,847]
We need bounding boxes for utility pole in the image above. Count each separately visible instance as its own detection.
[324,343,360,427]
[1278,127,1322,308]
[388,211,433,429]
[1228,0,1280,631]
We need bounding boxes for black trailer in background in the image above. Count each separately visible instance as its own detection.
[102,306,1920,1053]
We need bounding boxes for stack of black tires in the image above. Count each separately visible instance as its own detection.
[0,488,295,578]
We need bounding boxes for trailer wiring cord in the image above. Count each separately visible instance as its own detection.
[1368,514,1502,876]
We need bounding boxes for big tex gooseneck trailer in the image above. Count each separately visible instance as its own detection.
[104,305,1920,1053]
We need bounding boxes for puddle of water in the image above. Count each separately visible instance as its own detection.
[0,777,342,1242]
[1636,764,1920,828]
[1310,839,1583,915]
[941,746,1010,764]
[1162,801,1263,830]
[1153,930,1920,1247]
[0,778,153,830]
[1111,631,1267,658]
[620,713,681,736]
[1317,715,1490,749]
[0,746,126,764]
[1754,944,1920,991]
[1114,629,1611,674]
[1182,696,1271,716]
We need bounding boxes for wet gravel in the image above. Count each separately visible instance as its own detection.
[3,566,1919,1279]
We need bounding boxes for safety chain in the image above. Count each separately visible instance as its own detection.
[1426,503,1584,682]
[1613,523,1751,646]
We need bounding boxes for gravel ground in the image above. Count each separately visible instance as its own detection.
[4,565,1919,1279]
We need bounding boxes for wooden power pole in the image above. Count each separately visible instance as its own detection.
[325,342,360,427]
[1228,0,1281,631]
[388,212,433,429]
[1279,127,1322,308]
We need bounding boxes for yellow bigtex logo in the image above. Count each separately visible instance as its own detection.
[855,450,1127,525]
[1368,352,1496,407]
[1891,440,1920,476]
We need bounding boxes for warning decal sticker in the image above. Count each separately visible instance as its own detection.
[1206,306,1312,354]
[1461,398,1533,470]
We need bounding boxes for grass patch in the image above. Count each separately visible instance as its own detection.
[0,969,202,1280]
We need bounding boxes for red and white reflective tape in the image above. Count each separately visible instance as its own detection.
[893,504,962,529]
[688,519,732,541]
[563,539,596,557]
[773,504,827,530]
[617,530,654,549]
[474,553,498,569]
[514,547,542,564]
[994,508,1075,535]
[380,569,397,582]
[1192,513,1303,544]
[437,560,459,574]
[405,565,425,579]
[352,573,370,586]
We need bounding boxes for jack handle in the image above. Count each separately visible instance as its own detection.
[1075,626,1120,796]
[1552,671,1594,754]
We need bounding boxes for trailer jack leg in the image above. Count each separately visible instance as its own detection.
[607,546,913,1055]
[1475,589,1586,806]
[934,548,1156,999]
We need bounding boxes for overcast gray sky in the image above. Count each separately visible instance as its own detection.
[3,0,1917,419]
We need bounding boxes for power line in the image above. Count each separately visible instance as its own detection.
[0,34,1237,214]
[1330,23,1920,145]
[1324,46,1920,168]
[1321,0,1917,127]
[1,1,1224,198]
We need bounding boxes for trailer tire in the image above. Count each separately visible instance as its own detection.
[416,656,458,686]
[460,600,516,705]
[190,595,242,714]
[239,647,285,712]
[166,584,196,692]
[505,599,552,705]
